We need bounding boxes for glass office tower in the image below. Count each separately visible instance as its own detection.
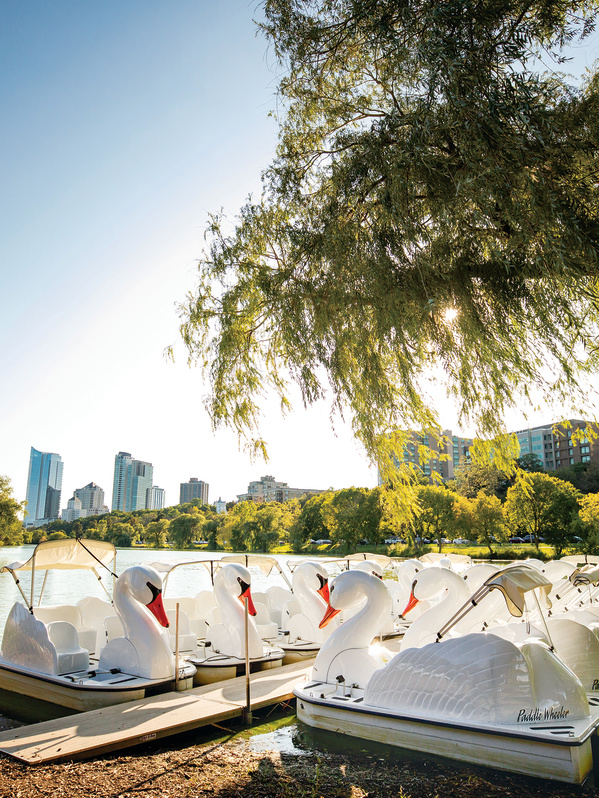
[112,451,154,511]
[24,447,64,527]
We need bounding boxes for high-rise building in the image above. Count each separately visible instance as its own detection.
[382,419,599,485]
[215,497,227,514]
[514,419,599,471]
[236,475,324,503]
[398,429,473,482]
[74,482,105,512]
[24,447,64,527]
[180,478,209,505]
[111,452,154,512]
[146,486,165,510]
[61,482,107,522]
[62,496,83,523]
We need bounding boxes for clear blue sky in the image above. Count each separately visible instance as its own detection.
[1,1,597,511]
[0,0,379,509]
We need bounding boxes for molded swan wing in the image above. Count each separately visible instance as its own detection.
[364,632,589,725]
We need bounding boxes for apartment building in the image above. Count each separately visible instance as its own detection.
[515,419,599,471]
[237,475,324,503]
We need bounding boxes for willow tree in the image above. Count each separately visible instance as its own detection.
[177,0,599,476]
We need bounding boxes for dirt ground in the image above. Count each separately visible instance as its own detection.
[1,716,599,798]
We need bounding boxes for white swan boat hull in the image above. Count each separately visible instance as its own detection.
[188,647,284,685]
[0,658,195,713]
[295,681,599,784]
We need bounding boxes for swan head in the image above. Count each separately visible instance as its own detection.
[118,565,170,628]
[294,560,330,602]
[319,569,387,629]
[402,565,467,617]
[353,560,384,580]
[215,563,257,615]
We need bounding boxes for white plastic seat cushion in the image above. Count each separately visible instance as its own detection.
[166,609,198,652]
[34,604,97,654]
[104,614,125,643]
[265,587,294,626]
[47,621,89,675]
[76,596,114,654]
[254,601,279,640]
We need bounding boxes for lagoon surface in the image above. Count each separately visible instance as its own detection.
[0,545,307,626]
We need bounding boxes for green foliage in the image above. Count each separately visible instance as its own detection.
[203,518,222,550]
[414,485,459,551]
[105,522,136,548]
[327,487,383,552]
[517,454,545,473]
[48,530,68,541]
[554,461,599,494]
[578,493,599,553]
[222,501,258,551]
[243,502,297,552]
[0,475,26,545]
[169,514,201,549]
[505,470,582,551]
[176,0,599,479]
[465,491,508,555]
[290,492,334,551]
[454,459,504,499]
[146,519,170,548]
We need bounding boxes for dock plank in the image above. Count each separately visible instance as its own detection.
[0,661,312,765]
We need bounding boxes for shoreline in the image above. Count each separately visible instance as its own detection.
[0,714,597,798]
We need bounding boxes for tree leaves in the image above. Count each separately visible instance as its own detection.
[178,0,599,479]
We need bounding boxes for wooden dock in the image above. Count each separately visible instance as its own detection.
[0,661,312,765]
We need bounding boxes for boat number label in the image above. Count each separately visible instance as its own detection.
[517,706,570,723]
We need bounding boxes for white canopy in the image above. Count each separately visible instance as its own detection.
[485,565,552,617]
[147,554,293,590]
[435,564,553,641]
[569,566,599,587]
[420,552,473,567]
[1,538,116,573]
[1,538,116,607]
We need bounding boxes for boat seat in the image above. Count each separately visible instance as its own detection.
[265,587,294,626]
[104,614,125,643]
[252,591,270,608]
[281,599,302,625]
[76,596,114,655]
[205,606,222,626]
[195,590,217,616]
[47,621,89,675]
[34,604,97,655]
[166,609,198,653]
[254,601,279,640]
[164,596,207,641]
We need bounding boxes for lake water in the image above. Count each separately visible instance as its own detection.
[0,546,306,620]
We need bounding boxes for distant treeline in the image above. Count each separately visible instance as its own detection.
[3,458,599,557]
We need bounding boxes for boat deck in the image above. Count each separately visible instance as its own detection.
[0,661,312,765]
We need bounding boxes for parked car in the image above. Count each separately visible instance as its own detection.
[314,539,332,545]
[508,536,525,544]
[452,538,470,545]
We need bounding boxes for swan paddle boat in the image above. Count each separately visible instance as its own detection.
[185,562,285,683]
[0,539,195,712]
[277,560,339,662]
[294,566,599,784]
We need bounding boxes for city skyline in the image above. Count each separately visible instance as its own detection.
[2,2,597,515]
